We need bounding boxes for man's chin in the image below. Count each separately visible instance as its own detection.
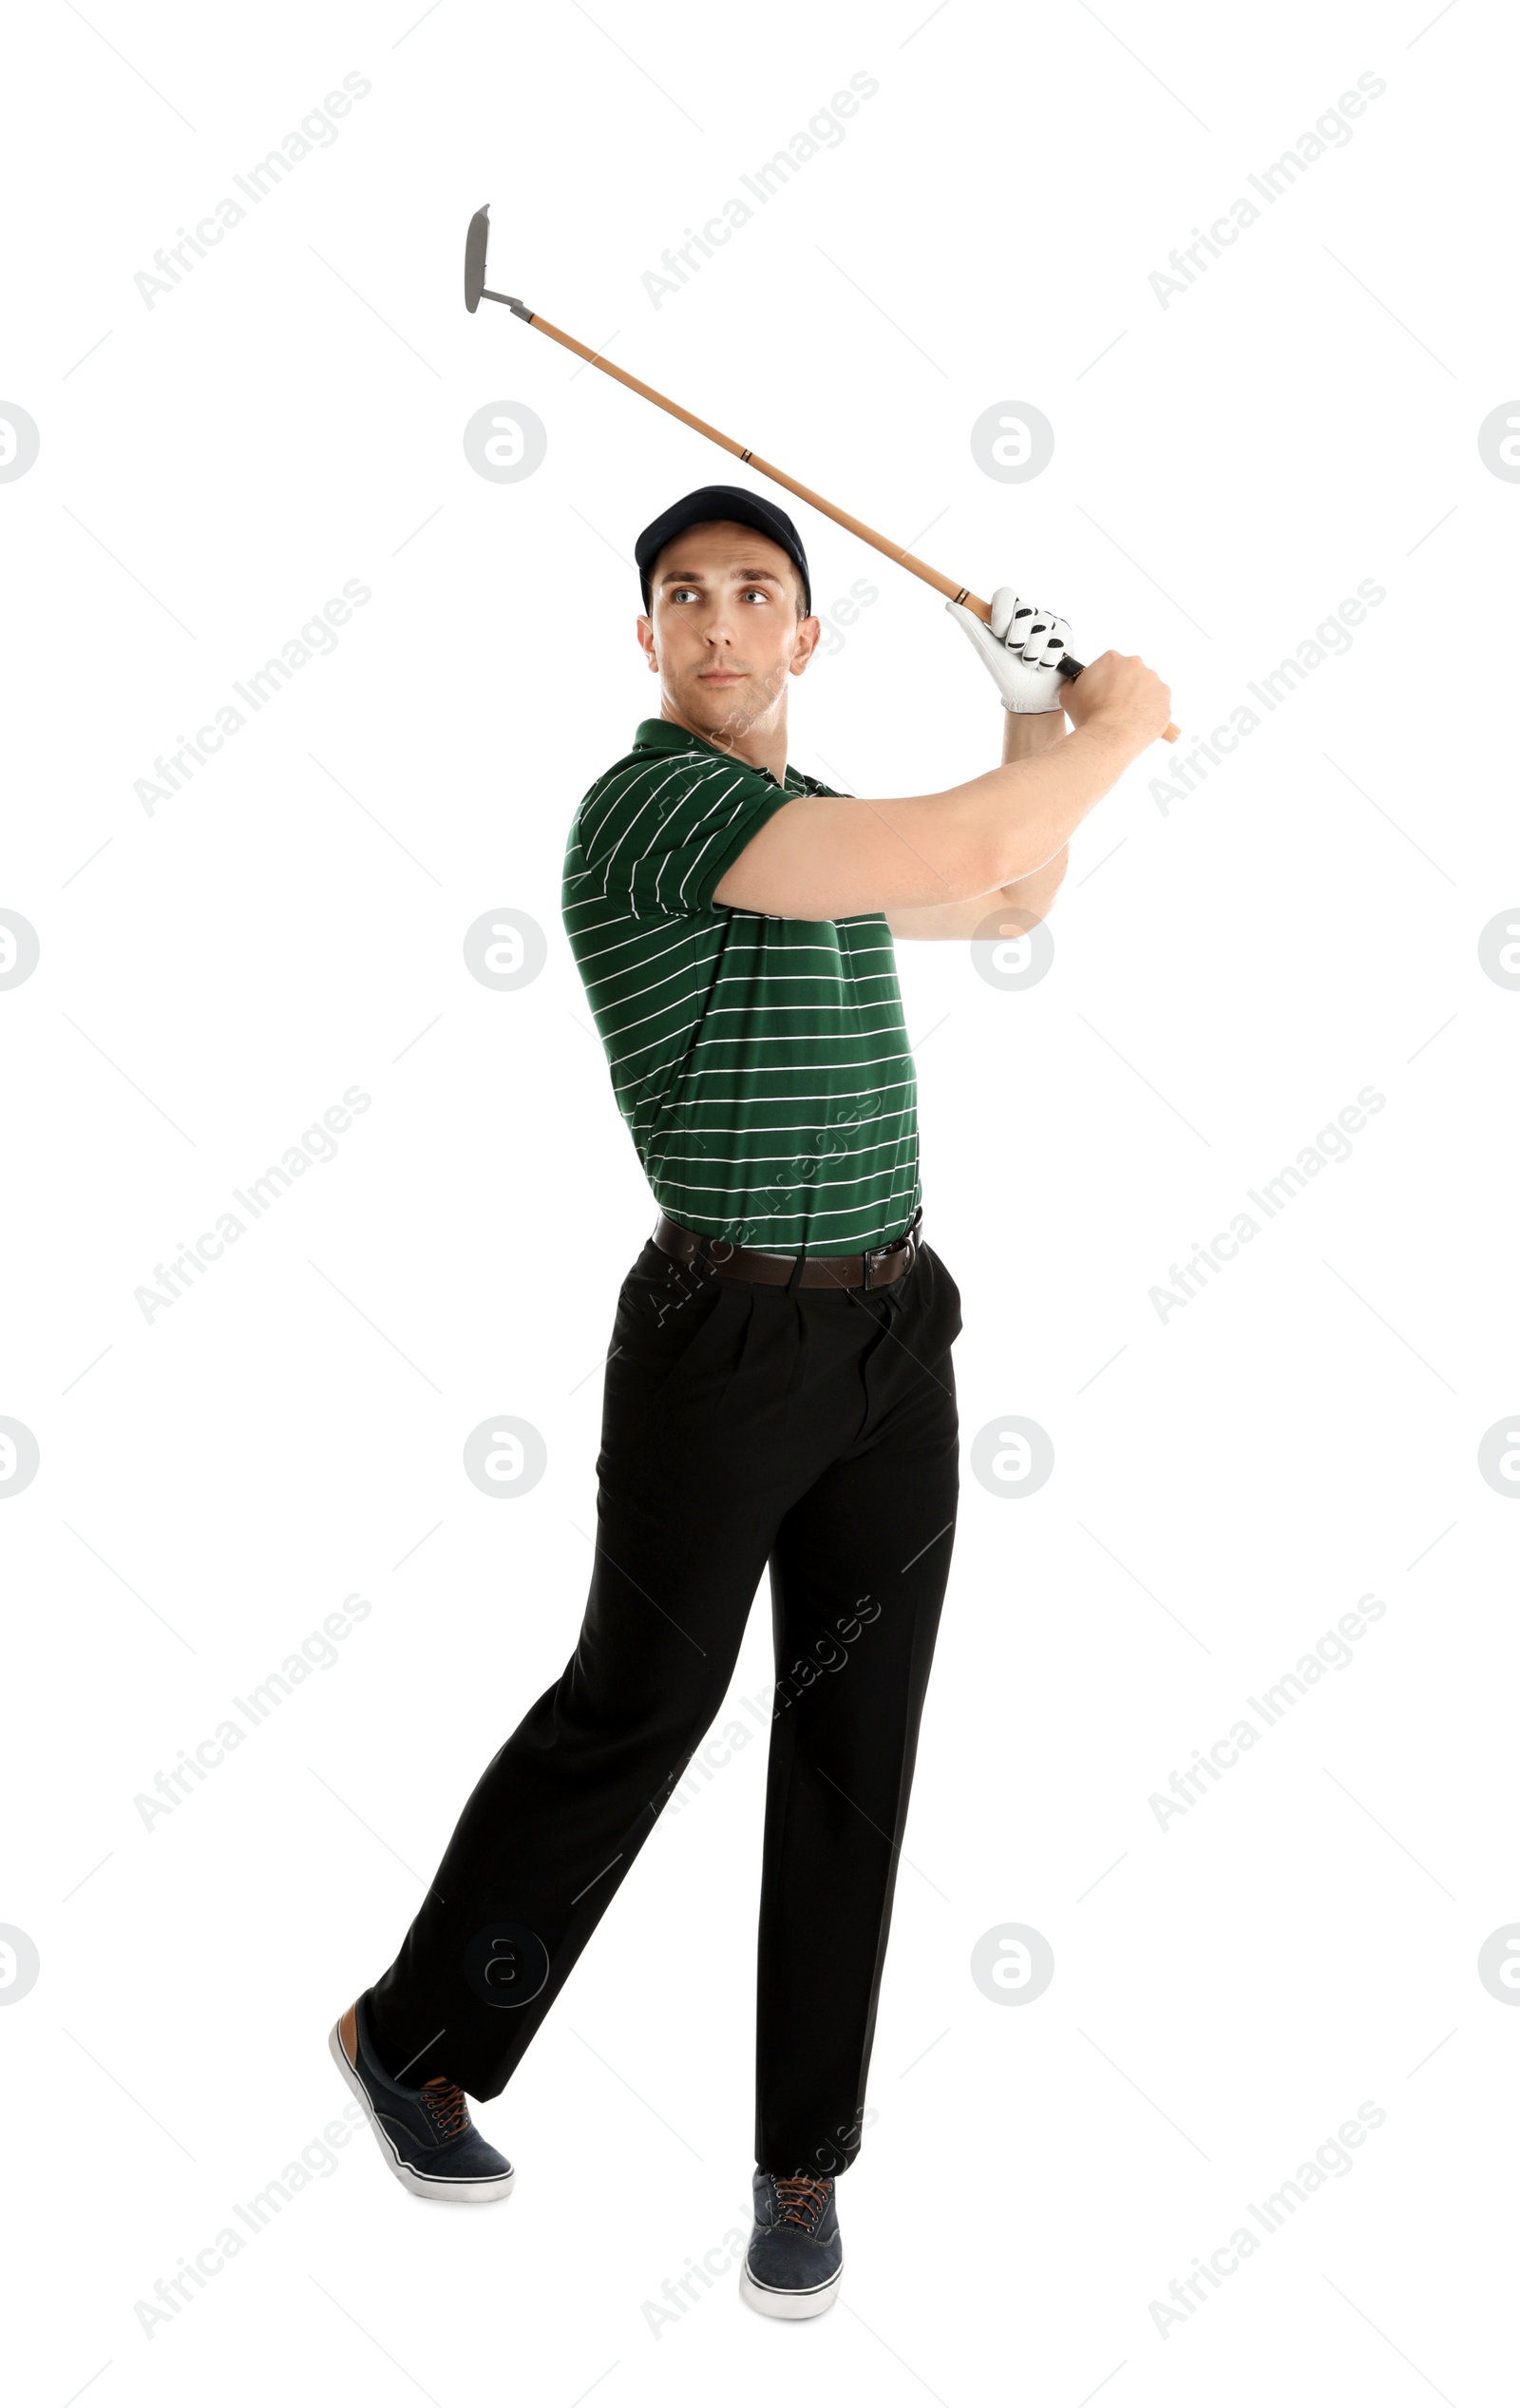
[689,681,758,735]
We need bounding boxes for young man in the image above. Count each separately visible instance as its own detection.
[331,484,1170,2317]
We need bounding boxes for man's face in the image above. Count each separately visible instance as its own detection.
[636,520,820,741]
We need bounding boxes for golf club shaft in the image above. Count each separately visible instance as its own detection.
[518,307,1180,742]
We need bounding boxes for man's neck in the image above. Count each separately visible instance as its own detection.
[660,704,789,787]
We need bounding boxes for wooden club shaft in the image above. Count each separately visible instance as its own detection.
[522,311,1180,741]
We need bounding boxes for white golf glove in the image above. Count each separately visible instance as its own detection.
[947,588,1073,712]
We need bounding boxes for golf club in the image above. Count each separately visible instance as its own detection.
[465,204,1180,742]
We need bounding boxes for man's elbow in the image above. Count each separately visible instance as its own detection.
[1001,848,1069,914]
[987,832,1061,891]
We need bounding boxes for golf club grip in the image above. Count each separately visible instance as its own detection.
[520,313,1180,743]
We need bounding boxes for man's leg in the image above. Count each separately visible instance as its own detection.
[753,1242,961,2179]
[363,1244,811,2103]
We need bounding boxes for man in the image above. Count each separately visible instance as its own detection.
[331,484,1170,2318]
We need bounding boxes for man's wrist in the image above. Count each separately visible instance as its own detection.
[1065,716,1147,774]
[1001,703,1067,765]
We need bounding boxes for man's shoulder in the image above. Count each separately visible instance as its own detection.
[563,729,849,889]
[573,730,769,835]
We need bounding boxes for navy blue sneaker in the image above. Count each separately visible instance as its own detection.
[328,1993,515,2202]
[739,2169,843,2318]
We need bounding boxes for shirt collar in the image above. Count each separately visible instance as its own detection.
[631,716,784,788]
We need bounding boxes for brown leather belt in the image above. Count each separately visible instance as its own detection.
[652,1207,922,1292]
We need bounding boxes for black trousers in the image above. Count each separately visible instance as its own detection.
[367,1228,962,2177]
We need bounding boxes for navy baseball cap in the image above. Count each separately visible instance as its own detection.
[635,484,811,617]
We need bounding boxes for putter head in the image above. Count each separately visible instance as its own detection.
[464,203,491,313]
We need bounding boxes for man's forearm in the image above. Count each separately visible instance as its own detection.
[954,707,1136,889]
[993,709,1069,915]
[714,655,1166,924]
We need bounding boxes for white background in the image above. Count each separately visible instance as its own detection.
[3,0,1516,2399]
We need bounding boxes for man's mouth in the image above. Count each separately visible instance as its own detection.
[698,668,745,684]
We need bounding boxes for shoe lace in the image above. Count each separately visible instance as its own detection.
[772,2173,833,2231]
[418,2076,470,2141]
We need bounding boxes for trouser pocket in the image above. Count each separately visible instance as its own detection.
[609,1247,734,1402]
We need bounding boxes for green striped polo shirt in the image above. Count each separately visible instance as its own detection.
[562,716,921,1252]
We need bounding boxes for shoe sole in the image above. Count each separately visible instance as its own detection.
[738,2262,842,2320]
[327,2017,516,2203]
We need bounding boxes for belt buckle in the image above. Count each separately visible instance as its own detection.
[862,1235,898,1290]
[865,1213,920,1289]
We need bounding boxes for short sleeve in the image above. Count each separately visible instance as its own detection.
[578,751,790,920]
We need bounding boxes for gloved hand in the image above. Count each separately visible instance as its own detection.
[946,588,1073,712]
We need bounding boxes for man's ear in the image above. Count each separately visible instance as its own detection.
[636,612,656,668]
[789,614,823,676]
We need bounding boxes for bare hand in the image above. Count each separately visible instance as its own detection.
[1060,651,1172,752]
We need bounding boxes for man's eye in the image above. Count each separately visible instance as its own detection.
[743,589,769,603]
